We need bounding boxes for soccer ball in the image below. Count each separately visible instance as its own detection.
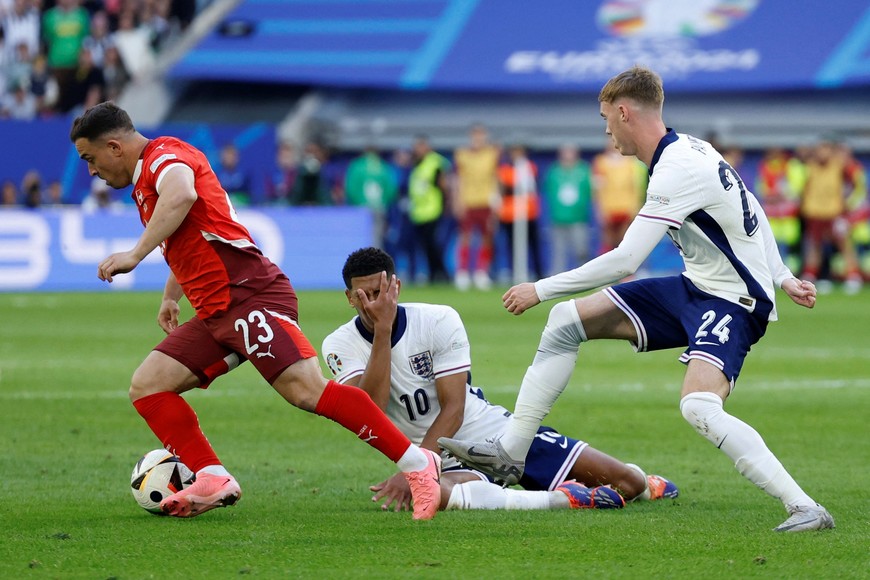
[130,449,195,514]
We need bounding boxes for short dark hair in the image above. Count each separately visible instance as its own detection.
[69,101,135,143]
[342,247,396,289]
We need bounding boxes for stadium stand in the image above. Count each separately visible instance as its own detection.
[137,0,870,155]
[2,1,869,292]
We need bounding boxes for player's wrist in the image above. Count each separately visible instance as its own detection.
[373,322,393,335]
[130,246,150,263]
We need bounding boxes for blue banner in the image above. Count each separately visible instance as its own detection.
[170,0,870,92]
[0,207,372,291]
[0,118,276,206]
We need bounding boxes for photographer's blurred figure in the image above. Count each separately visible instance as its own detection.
[22,170,43,209]
[82,176,123,213]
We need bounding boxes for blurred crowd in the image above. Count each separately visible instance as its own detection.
[252,127,869,293]
[1,121,867,293]
[749,139,867,293]
[0,0,200,119]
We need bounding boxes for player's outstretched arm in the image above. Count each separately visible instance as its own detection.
[97,166,197,283]
[97,250,146,282]
[503,219,668,315]
[781,278,817,309]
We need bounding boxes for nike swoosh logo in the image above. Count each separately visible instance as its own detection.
[778,516,821,531]
[559,437,568,449]
[467,446,495,458]
[695,341,720,346]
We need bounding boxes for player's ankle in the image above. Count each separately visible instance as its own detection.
[198,464,231,477]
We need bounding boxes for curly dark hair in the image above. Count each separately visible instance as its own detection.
[69,101,135,143]
[342,247,396,289]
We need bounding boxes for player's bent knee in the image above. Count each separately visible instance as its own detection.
[679,391,724,434]
[616,467,647,500]
[129,354,198,402]
[129,373,171,402]
[540,300,586,355]
[129,364,161,401]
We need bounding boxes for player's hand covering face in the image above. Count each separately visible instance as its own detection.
[348,271,400,332]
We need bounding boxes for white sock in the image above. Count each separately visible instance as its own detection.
[680,392,815,509]
[396,445,429,472]
[501,300,585,460]
[446,480,566,510]
[625,463,651,502]
[198,464,231,477]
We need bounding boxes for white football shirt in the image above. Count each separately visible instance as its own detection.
[322,303,512,469]
[640,131,780,319]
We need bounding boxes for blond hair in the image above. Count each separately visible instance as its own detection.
[599,66,664,108]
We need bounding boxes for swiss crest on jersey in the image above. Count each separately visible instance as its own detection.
[408,351,434,379]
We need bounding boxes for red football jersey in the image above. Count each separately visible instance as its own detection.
[131,137,283,318]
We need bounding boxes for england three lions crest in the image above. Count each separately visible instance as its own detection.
[408,351,434,379]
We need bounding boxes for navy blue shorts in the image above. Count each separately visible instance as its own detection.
[604,275,768,385]
[444,425,588,492]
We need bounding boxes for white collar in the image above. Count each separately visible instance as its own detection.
[132,159,143,184]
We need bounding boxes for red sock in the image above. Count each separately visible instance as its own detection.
[132,391,220,473]
[458,244,470,271]
[478,244,493,272]
[315,380,411,462]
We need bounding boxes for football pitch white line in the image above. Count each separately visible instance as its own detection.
[4,378,869,400]
[0,388,274,400]
[754,346,869,360]
[483,377,870,394]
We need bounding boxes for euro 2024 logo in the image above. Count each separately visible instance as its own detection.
[505,0,761,82]
[597,0,758,39]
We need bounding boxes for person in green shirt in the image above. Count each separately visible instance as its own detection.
[344,146,398,249]
[543,144,593,275]
[42,0,91,111]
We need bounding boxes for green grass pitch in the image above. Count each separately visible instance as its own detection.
[0,286,867,578]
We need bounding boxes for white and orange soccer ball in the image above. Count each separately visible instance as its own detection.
[130,449,195,514]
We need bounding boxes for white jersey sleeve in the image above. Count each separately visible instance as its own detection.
[752,193,794,288]
[321,321,368,384]
[534,219,668,301]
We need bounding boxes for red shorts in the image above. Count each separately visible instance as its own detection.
[603,213,633,228]
[803,218,843,243]
[460,207,495,238]
[154,278,317,387]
